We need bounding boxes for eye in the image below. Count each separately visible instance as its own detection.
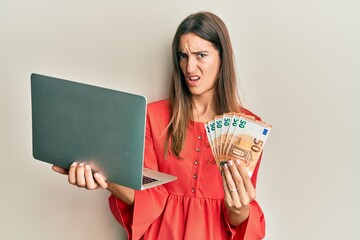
[178,52,188,59]
[198,53,207,58]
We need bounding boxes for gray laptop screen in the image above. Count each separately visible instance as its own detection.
[31,73,147,189]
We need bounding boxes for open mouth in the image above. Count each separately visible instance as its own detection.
[186,75,201,87]
[189,76,200,81]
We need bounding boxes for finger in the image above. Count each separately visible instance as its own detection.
[236,176,250,207]
[223,162,240,202]
[68,162,77,184]
[221,167,232,201]
[94,173,108,189]
[76,163,86,187]
[227,160,243,185]
[228,160,250,207]
[52,165,68,175]
[235,160,256,200]
[84,165,99,190]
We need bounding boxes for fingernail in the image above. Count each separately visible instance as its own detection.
[223,163,228,169]
[71,162,77,166]
[85,165,90,171]
[228,160,233,166]
[235,160,241,165]
[78,163,84,167]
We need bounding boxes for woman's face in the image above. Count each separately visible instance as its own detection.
[178,32,221,98]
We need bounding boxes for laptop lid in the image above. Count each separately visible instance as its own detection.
[31,73,148,189]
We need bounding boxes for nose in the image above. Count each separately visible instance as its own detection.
[186,56,197,73]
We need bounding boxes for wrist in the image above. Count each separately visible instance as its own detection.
[107,183,135,206]
[227,206,250,226]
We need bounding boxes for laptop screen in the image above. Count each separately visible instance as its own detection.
[31,73,147,189]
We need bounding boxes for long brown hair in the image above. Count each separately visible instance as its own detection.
[165,11,241,159]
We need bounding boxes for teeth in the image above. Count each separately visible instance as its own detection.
[190,76,200,81]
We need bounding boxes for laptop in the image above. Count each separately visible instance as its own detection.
[31,73,177,190]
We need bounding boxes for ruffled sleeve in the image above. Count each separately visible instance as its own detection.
[223,200,265,240]
[108,104,170,240]
[109,186,169,240]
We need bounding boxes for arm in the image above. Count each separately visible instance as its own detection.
[107,183,134,205]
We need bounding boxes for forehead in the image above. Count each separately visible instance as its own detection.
[178,32,217,52]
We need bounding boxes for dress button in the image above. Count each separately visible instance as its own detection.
[196,147,200,152]
[197,135,202,140]
[193,174,197,179]
[191,189,195,193]
[194,160,199,165]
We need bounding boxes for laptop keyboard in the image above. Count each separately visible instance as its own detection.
[142,176,159,185]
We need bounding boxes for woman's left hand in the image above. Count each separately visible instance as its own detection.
[221,159,256,225]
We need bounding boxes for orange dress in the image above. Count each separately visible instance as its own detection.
[109,100,266,240]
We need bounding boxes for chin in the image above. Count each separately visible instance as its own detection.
[189,88,214,98]
[190,91,206,98]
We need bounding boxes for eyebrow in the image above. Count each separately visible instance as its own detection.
[178,50,210,54]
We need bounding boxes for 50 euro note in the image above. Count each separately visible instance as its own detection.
[205,120,217,158]
[221,113,255,160]
[205,113,271,177]
[205,114,233,161]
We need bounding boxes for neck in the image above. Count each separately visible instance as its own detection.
[191,95,216,122]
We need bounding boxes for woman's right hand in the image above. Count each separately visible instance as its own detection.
[52,163,135,205]
[52,162,108,190]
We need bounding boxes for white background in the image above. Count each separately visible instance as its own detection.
[1,1,359,239]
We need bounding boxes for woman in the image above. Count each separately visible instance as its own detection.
[54,11,266,240]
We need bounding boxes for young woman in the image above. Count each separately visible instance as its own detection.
[54,11,266,240]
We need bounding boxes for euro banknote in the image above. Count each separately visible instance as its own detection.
[205,113,271,176]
